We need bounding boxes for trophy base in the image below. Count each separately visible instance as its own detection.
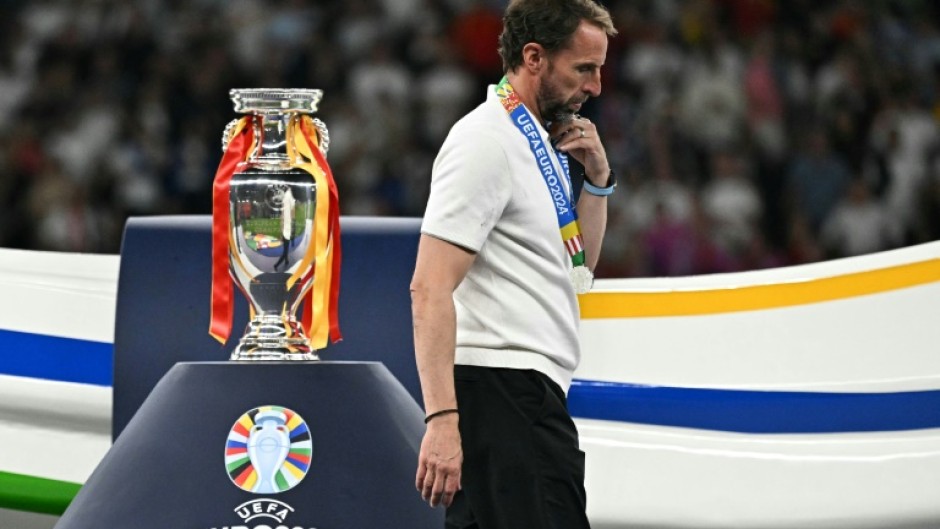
[230,315,318,361]
[229,345,319,362]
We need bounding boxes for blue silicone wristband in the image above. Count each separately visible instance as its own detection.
[582,178,615,196]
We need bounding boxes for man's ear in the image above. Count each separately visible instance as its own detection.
[521,43,546,74]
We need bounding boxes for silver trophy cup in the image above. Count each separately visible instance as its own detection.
[223,88,330,361]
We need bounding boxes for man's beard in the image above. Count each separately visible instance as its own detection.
[537,73,586,124]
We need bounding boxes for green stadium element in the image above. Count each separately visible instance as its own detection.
[240,207,311,238]
[0,471,81,515]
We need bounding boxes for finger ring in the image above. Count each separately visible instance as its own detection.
[580,129,585,138]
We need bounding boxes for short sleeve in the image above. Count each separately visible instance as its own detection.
[421,129,511,252]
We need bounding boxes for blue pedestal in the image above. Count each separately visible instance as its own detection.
[56,362,442,529]
[113,216,425,440]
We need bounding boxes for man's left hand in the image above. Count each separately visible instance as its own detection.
[551,116,610,185]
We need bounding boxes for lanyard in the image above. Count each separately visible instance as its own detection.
[495,77,592,293]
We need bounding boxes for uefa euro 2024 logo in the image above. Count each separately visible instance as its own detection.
[225,406,313,494]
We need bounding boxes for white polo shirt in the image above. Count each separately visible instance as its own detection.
[421,86,581,392]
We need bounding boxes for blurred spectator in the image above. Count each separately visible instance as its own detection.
[643,199,736,276]
[622,20,683,116]
[348,42,412,118]
[676,31,746,154]
[922,152,940,241]
[449,1,503,81]
[644,201,697,277]
[700,150,762,255]
[821,179,900,258]
[884,93,939,241]
[0,0,937,276]
[415,36,476,145]
[744,31,787,162]
[786,213,824,266]
[785,129,852,232]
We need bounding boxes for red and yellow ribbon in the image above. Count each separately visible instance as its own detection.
[290,115,343,347]
[210,116,255,344]
[209,114,342,349]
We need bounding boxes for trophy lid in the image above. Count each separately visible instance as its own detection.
[230,88,323,114]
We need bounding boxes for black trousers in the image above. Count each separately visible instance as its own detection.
[446,365,590,529]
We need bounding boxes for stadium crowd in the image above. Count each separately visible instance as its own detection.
[1,0,939,277]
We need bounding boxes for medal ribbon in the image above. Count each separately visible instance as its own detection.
[495,77,586,268]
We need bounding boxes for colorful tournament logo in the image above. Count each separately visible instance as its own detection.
[225,405,313,494]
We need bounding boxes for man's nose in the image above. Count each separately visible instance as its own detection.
[583,70,601,97]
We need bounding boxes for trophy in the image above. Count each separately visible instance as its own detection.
[209,89,342,361]
[245,408,291,493]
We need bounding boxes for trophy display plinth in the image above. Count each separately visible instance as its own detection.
[55,362,442,529]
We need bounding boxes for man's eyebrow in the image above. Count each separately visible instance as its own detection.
[575,61,603,69]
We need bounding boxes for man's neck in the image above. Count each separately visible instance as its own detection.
[506,71,544,126]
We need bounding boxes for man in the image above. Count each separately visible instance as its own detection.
[274,186,295,272]
[411,0,617,527]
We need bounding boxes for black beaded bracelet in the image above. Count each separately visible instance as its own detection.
[424,408,459,424]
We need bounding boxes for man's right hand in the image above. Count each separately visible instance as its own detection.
[415,413,463,508]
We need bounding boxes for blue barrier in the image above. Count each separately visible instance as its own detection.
[0,329,111,386]
[569,379,940,433]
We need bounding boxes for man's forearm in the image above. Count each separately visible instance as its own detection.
[577,191,608,271]
[411,234,471,508]
[412,287,459,413]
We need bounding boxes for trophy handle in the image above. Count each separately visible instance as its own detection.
[221,119,241,153]
[223,117,328,158]
[311,118,330,158]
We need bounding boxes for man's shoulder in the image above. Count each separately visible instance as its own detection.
[442,99,517,159]
[450,95,514,138]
